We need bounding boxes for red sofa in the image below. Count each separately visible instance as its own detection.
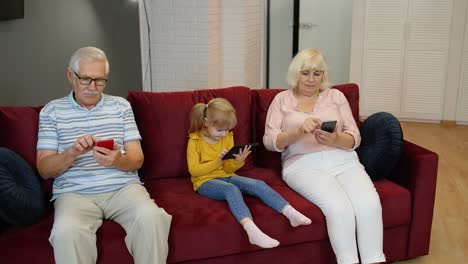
[0,83,438,263]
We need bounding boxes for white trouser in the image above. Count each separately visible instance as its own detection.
[50,183,172,264]
[283,149,385,264]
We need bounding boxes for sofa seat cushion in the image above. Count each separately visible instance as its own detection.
[237,167,286,187]
[95,221,134,263]
[241,168,411,228]
[144,176,328,263]
[145,169,411,263]
[0,206,135,264]
[0,208,54,263]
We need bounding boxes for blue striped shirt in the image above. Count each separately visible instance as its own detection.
[37,92,142,200]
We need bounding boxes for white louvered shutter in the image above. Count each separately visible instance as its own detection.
[401,0,452,120]
[456,11,468,123]
[361,0,407,117]
[359,0,452,121]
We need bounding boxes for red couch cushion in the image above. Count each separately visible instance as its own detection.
[251,89,283,170]
[0,210,55,263]
[128,86,253,181]
[374,179,411,227]
[0,106,52,197]
[0,207,135,264]
[143,167,410,263]
[333,83,360,122]
[0,106,40,169]
[241,169,411,228]
[0,170,411,264]
[144,173,328,263]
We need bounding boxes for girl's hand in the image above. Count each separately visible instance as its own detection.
[218,149,228,164]
[314,129,337,146]
[233,145,251,163]
[301,117,321,134]
[93,143,122,167]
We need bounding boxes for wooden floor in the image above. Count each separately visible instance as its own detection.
[393,122,468,264]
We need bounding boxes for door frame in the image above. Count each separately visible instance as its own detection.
[292,0,299,57]
[266,0,299,88]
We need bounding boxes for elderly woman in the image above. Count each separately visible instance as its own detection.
[263,48,385,264]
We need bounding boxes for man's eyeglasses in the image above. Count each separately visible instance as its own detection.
[73,71,108,87]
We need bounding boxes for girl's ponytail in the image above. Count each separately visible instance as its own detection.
[189,103,207,133]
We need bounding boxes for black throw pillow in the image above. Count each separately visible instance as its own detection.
[0,147,45,227]
[356,112,403,180]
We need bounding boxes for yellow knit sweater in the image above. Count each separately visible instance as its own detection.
[187,131,244,191]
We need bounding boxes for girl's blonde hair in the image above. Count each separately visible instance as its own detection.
[286,48,332,91]
[189,98,237,134]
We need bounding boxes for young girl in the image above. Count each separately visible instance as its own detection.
[186,98,311,249]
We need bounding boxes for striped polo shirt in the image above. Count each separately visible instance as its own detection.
[37,91,142,200]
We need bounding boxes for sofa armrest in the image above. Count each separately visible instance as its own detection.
[387,140,438,258]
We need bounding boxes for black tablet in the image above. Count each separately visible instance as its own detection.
[222,143,259,160]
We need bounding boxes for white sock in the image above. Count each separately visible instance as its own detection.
[242,220,280,248]
[282,205,312,227]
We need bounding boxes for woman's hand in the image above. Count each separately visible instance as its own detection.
[233,145,251,163]
[316,131,356,149]
[93,143,122,167]
[276,117,321,150]
[314,129,337,146]
[301,117,321,134]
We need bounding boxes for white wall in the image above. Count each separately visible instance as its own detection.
[223,0,264,89]
[139,0,265,92]
[268,0,293,89]
[268,0,353,88]
[139,0,212,92]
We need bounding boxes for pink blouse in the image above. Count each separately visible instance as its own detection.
[263,88,361,168]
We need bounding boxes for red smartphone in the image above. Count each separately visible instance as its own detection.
[96,139,114,151]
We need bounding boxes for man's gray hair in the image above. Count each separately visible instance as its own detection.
[69,47,109,74]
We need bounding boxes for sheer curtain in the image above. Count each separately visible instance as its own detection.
[138,0,266,92]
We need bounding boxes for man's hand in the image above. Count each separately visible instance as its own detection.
[67,135,99,158]
[37,134,98,179]
[93,143,122,167]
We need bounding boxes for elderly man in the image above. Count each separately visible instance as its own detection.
[37,46,171,264]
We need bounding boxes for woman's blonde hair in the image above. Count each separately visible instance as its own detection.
[188,98,237,134]
[286,48,332,90]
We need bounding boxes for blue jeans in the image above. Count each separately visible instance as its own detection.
[197,176,288,222]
